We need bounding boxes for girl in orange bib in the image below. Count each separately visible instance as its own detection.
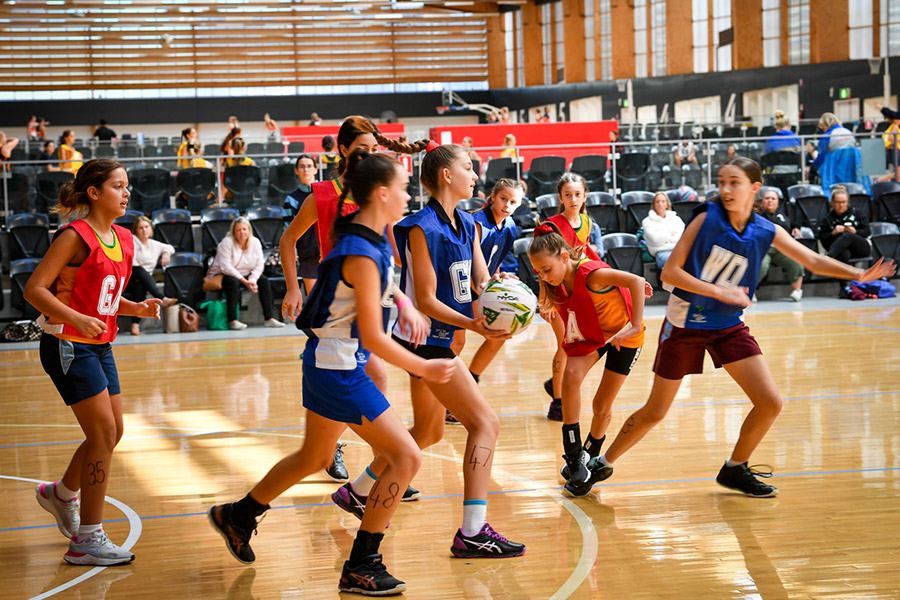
[528,222,650,497]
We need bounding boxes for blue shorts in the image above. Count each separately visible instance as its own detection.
[40,334,121,406]
[302,360,389,425]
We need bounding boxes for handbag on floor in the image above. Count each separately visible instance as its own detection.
[179,304,200,332]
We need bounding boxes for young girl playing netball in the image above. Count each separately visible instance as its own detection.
[590,157,896,497]
[528,222,649,497]
[279,115,427,485]
[209,151,454,596]
[25,159,163,565]
[332,142,526,559]
[541,172,603,421]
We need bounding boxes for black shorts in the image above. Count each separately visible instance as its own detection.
[391,334,456,378]
[597,344,642,376]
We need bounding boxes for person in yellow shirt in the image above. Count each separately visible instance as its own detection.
[177,127,199,170]
[226,138,255,167]
[58,131,83,174]
[499,133,517,159]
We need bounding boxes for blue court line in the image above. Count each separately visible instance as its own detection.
[833,320,900,332]
[1,390,896,451]
[4,466,898,534]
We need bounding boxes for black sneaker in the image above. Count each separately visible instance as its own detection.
[716,462,778,498]
[445,409,461,425]
[546,399,563,421]
[561,437,606,479]
[325,442,349,481]
[450,523,526,558]
[402,485,421,502]
[587,456,614,484]
[543,378,554,398]
[562,450,592,497]
[332,483,367,520]
[208,503,258,564]
[339,553,406,596]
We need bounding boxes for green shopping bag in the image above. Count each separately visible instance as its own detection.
[199,300,236,331]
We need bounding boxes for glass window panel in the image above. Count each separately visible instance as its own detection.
[694,46,709,73]
[692,0,708,21]
[764,38,781,67]
[694,21,708,44]
[849,28,872,59]
[763,9,780,35]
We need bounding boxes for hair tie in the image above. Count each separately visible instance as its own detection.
[426,140,440,153]
[534,223,555,236]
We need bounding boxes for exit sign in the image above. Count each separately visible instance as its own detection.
[839,87,851,99]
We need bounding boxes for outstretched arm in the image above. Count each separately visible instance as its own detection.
[772,226,896,281]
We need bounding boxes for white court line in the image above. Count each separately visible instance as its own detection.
[0,475,142,600]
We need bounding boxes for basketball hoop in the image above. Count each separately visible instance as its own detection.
[868,57,883,75]
[436,106,448,115]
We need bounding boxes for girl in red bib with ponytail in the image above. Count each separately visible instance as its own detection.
[25,158,163,566]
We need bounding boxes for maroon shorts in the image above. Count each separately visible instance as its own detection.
[652,319,762,380]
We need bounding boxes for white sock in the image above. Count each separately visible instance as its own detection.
[597,453,613,468]
[76,523,102,542]
[55,481,78,502]
[725,458,743,467]
[351,466,378,497]
[461,500,487,537]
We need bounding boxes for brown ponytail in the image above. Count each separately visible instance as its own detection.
[528,220,582,312]
[54,158,124,219]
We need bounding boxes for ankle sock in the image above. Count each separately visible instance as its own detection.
[351,466,378,497]
[725,458,743,468]
[583,434,605,459]
[348,530,384,566]
[562,423,582,457]
[470,371,480,384]
[55,481,78,502]
[597,453,613,468]
[76,523,102,542]
[232,493,269,528]
[461,499,487,537]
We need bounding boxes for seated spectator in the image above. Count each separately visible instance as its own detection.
[817,185,870,264]
[58,130,83,174]
[500,134,517,159]
[0,130,20,170]
[675,140,699,167]
[756,189,804,301]
[39,141,60,171]
[93,119,118,146]
[486,110,499,123]
[726,144,737,159]
[763,110,801,155]
[206,217,284,330]
[177,127,199,169]
[125,216,177,335]
[641,191,685,269]
[184,139,212,168]
[264,113,278,140]
[284,154,319,294]
[462,136,481,163]
[309,112,322,126]
[608,129,624,161]
[811,112,860,190]
[226,137,255,167]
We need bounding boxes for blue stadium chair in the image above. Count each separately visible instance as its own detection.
[201,207,240,256]
[535,194,560,221]
[10,258,42,319]
[585,191,619,235]
[600,233,643,277]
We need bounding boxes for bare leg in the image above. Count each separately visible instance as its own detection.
[365,355,387,395]
[549,312,566,398]
[588,368,630,440]
[468,338,505,377]
[451,329,466,357]
[603,375,683,464]
[722,355,783,463]
[561,354,599,424]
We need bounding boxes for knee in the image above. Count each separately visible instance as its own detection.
[86,425,118,454]
[467,410,499,442]
[411,419,444,449]
[395,443,422,475]
[639,405,669,426]
[757,395,783,418]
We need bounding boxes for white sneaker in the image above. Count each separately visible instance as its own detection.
[789,289,803,302]
[64,530,135,566]
[36,482,80,539]
[751,294,758,303]
[264,318,285,328]
[230,320,248,330]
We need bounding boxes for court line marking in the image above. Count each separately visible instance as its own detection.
[0,474,142,600]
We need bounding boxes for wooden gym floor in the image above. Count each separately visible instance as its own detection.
[1,298,899,599]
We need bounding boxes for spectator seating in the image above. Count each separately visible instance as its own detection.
[265,142,284,156]
[158,145,178,169]
[35,171,74,215]
[129,168,172,215]
[620,190,655,234]
[872,180,900,227]
[760,151,802,193]
[74,146,93,160]
[511,202,535,234]
[599,233,643,277]
[287,141,305,155]
[585,191,618,236]
[163,252,205,307]
[7,212,50,261]
[201,206,240,256]
[247,142,266,156]
[512,237,539,294]
[526,156,565,197]
[203,143,220,157]
[114,209,144,230]
[176,167,217,214]
[484,157,517,192]
[10,258,41,319]
[870,222,900,267]
[831,182,873,221]
[247,205,283,250]
[117,145,139,160]
[787,184,829,230]
[672,197,702,225]
[151,208,193,253]
[570,155,607,192]
[535,194,560,221]
[267,163,299,204]
[3,172,31,213]
[223,165,262,211]
[616,152,652,192]
[458,198,482,213]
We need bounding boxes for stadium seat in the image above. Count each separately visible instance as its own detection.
[114,209,144,230]
[151,208,194,253]
[35,171,74,215]
[163,252,205,307]
[267,163,299,202]
[760,151,802,194]
[287,141,305,155]
[526,156,565,197]
[571,155,607,192]
[512,237,539,294]
[672,198,701,224]
[787,184,829,230]
[265,141,284,156]
[201,206,240,256]
[158,145,178,169]
[620,191,655,234]
[203,143,220,157]
[615,152,652,192]
[117,144,139,160]
[599,233,643,277]
[535,194,560,221]
[511,202,536,234]
[176,167,217,214]
[246,142,265,156]
[458,198,483,213]
[484,157,517,192]
[7,212,50,261]
[585,191,619,235]
[129,168,172,214]
[3,172,31,213]
[872,181,900,227]
[223,165,262,211]
[869,222,900,267]
[10,258,41,319]
[247,205,284,250]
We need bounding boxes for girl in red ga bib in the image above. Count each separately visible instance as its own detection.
[25,159,163,567]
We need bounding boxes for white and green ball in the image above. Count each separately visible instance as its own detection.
[478,279,538,336]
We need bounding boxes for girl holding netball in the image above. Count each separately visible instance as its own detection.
[528,222,650,497]
[590,157,896,497]
[541,172,603,421]
[25,159,163,565]
[332,142,526,559]
[209,151,454,596]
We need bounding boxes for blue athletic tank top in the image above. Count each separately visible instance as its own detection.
[297,221,393,370]
[667,201,776,330]
[393,198,477,347]
[473,208,518,275]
